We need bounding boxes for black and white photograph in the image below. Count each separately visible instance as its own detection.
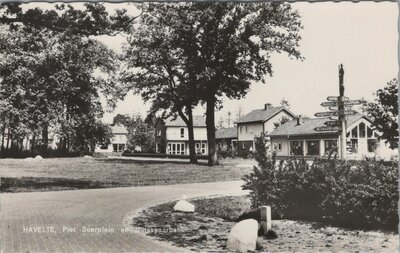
[0,1,398,252]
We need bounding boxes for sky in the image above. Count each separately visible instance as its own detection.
[23,2,399,125]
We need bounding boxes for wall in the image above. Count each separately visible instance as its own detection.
[112,133,127,145]
[270,137,290,156]
[264,110,295,134]
[237,122,263,141]
[166,126,207,141]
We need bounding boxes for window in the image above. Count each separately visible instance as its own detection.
[306,140,319,156]
[245,126,249,133]
[359,123,366,138]
[156,143,160,153]
[180,128,184,138]
[195,143,201,154]
[351,126,358,138]
[201,143,206,154]
[347,139,358,154]
[180,143,185,155]
[172,143,176,154]
[240,126,243,133]
[273,141,282,151]
[290,141,303,156]
[100,143,109,150]
[168,144,171,154]
[324,140,338,156]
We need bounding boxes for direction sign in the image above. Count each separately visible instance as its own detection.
[329,116,339,120]
[327,96,349,101]
[315,111,335,117]
[314,126,339,132]
[321,101,339,107]
[315,110,357,117]
[339,110,358,116]
[324,120,340,127]
[342,100,365,106]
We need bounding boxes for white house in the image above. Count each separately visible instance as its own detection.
[154,116,208,156]
[235,104,296,156]
[95,125,128,153]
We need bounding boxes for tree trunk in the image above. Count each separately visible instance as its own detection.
[42,123,48,153]
[31,134,36,154]
[206,96,218,166]
[6,127,10,150]
[178,108,197,164]
[1,124,5,155]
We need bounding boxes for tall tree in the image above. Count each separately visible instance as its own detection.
[121,4,202,163]
[0,10,118,155]
[364,78,398,149]
[142,3,303,165]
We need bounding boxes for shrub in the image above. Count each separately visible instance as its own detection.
[242,133,399,230]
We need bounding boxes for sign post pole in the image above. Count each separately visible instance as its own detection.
[338,64,347,160]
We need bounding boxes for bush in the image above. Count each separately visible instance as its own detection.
[242,133,398,230]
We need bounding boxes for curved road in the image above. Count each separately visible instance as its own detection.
[1,181,246,253]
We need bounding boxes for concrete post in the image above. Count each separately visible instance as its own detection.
[260,206,271,231]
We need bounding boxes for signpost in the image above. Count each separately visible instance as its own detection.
[315,65,365,160]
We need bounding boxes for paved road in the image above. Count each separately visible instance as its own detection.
[1,181,247,253]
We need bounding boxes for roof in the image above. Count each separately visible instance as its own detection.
[216,127,237,139]
[165,115,206,127]
[236,106,295,124]
[268,113,368,137]
[111,125,128,134]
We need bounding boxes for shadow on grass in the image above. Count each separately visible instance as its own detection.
[0,177,122,193]
[99,158,211,166]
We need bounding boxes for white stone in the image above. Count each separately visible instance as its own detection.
[226,219,258,253]
[83,155,93,159]
[34,155,43,160]
[173,200,195,213]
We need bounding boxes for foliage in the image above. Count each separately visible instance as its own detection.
[364,78,398,149]
[113,114,155,153]
[121,3,201,162]
[242,135,398,230]
[273,116,291,129]
[0,18,117,155]
[0,3,133,36]
[123,2,303,165]
[127,115,155,153]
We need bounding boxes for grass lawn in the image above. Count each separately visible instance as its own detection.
[0,157,254,192]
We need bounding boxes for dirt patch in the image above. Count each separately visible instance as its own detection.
[131,196,399,252]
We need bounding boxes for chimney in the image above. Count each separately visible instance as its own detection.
[264,103,272,110]
[297,115,302,125]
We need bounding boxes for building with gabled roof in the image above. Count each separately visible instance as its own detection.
[236,103,296,156]
[95,124,129,154]
[154,115,208,156]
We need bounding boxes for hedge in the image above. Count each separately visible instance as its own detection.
[242,134,398,231]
